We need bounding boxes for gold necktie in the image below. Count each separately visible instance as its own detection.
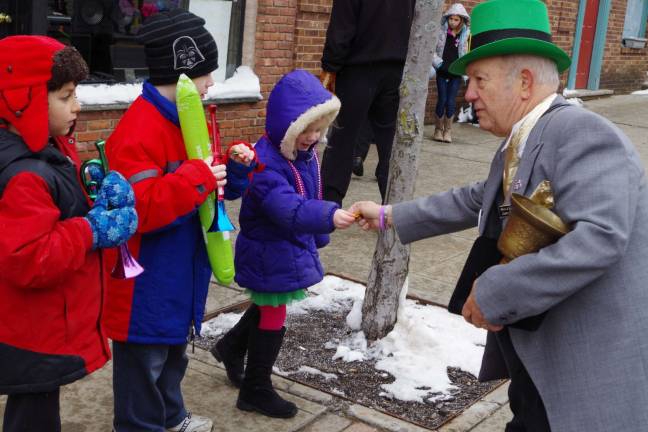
[502,129,524,198]
[501,95,557,199]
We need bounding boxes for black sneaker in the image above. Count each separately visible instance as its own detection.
[352,157,364,177]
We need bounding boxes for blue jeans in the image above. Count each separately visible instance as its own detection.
[435,75,462,118]
[112,342,189,432]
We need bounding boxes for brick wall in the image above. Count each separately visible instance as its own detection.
[75,102,267,159]
[599,0,648,93]
[294,0,332,73]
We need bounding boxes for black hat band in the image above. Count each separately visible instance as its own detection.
[470,28,552,51]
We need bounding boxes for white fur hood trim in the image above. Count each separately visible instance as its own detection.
[280,96,341,160]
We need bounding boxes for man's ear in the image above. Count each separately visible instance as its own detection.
[520,69,533,100]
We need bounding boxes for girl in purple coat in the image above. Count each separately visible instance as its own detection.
[211,70,356,418]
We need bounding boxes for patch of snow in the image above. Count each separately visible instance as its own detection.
[345,295,363,330]
[277,365,338,381]
[76,82,143,106]
[76,66,261,106]
[204,275,487,405]
[200,311,243,338]
[302,275,487,403]
[287,276,365,315]
[330,388,346,397]
[205,66,262,100]
[632,89,648,95]
[296,366,338,381]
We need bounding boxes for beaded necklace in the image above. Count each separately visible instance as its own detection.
[286,146,322,199]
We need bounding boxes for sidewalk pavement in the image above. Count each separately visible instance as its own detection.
[2,94,647,431]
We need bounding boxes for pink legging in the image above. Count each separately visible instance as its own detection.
[257,304,287,330]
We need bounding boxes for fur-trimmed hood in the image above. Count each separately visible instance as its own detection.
[442,3,470,25]
[265,69,340,160]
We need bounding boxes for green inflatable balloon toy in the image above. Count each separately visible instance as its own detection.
[176,74,235,285]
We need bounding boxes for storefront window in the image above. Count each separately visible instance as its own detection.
[46,0,244,83]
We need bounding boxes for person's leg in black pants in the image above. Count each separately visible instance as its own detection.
[369,63,404,203]
[352,120,373,177]
[321,65,376,205]
[495,328,551,432]
[3,388,61,432]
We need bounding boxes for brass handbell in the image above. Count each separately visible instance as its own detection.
[497,193,570,264]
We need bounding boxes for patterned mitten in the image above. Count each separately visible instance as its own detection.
[86,163,105,184]
[85,204,138,249]
[95,171,135,209]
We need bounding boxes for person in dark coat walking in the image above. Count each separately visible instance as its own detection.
[319,0,415,205]
[210,70,356,419]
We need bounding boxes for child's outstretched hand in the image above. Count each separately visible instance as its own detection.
[333,209,356,229]
[229,143,255,166]
[204,156,228,188]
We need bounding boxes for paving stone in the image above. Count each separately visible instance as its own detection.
[468,404,514,432]
[301,413,353,432]
[481,382,509,406]
[342,422,381,432]
[437,401,500,432]
[348,404,430,432]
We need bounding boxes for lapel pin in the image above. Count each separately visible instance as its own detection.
[513,179,523,191]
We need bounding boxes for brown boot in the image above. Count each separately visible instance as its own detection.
[433,115,444,142]
[442,116,453,143]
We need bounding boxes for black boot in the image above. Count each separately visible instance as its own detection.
[236,327,298,418]
[210,304,259,388]
[352,156,364,177]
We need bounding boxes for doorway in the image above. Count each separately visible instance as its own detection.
[575,0,599,88]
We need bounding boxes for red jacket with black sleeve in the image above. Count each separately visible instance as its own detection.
[103,93,240,345]
[0,128,110,394]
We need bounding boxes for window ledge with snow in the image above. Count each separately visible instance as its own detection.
[622,37,647,49]
[77,66,262,112]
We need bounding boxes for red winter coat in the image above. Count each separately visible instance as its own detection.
[0,129,110,394]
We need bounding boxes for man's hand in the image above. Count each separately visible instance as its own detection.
[462,281,503,332]
[319,70,336,93]
[348,201,385,231]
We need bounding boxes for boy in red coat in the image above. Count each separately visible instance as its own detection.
[0,36,137,432]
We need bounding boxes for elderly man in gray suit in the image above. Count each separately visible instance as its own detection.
[351,0,648,430]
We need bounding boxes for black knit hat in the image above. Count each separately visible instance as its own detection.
[136,9,219,85]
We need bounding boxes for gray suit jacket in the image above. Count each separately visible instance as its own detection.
[392,96,648,431]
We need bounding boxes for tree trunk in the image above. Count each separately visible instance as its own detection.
[361,0,444,341]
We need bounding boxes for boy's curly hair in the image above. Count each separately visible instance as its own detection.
[47,46,89,91]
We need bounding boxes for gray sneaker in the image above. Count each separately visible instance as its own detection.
[167,412,213,432]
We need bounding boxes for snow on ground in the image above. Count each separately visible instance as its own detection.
[76,66,261,106]
[203,275,486,404]
[632,89,648,95]
[275,365,338,381]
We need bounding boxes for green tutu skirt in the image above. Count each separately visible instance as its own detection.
[246,288,308,307]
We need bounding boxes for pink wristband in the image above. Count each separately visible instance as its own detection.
[379,205,386,230]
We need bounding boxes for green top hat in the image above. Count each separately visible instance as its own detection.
[449,0,571,75]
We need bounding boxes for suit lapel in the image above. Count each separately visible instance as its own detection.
[511,96,569,199]
[511,129,543,198]
[480,144,505,235]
